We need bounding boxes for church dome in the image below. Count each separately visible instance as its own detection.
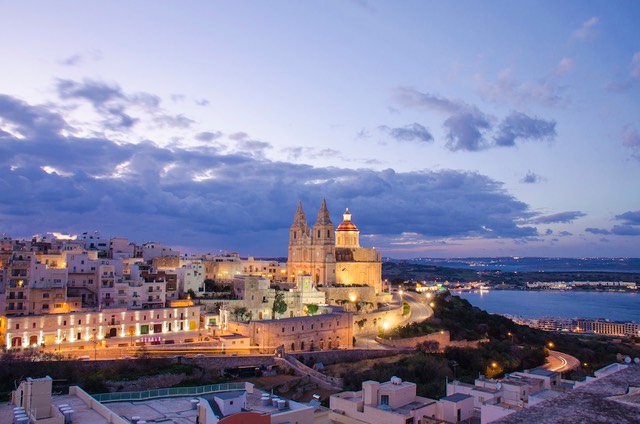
[336,208,359,231]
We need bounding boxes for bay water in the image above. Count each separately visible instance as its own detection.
[455,290,640,322]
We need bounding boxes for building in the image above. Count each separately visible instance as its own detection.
[329,377,440,424]
[228,310,353,354]
[3,304,201,349]
[7,377,324,424]
[287,200,382,292]
[493,364,640,423]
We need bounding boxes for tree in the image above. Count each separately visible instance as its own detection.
[232,306,249,322]
[305,304,319,315]
[416,340,440,354]
[272,290,288,318]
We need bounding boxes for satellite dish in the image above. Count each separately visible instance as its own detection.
[624,356,632,363]
[634,358,640,364]
[496,382,502,390]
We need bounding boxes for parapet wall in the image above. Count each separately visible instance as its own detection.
[375,331,486,351]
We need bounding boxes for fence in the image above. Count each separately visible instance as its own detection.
[92,382,247,403]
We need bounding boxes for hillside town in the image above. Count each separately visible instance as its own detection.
[2,200,639,424]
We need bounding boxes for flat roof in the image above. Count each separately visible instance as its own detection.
[213,390,244,400]
[0,394,112,424]
[107,396,198,424]
[441,393,472,403]
[527,368,559,377]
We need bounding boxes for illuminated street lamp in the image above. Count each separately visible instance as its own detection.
[548,341,555,349]
[382,321,390,339]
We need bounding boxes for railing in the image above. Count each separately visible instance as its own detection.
[91,382,247,402]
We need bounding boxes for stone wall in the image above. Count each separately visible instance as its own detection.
[352,305,407,334]
[289,348,405,367]
[375,331,487,351]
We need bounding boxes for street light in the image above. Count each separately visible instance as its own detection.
[382,321,390,339]
[128,327,135,347]
[91,329,100,361]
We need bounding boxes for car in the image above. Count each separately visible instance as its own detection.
[77,355,91,361]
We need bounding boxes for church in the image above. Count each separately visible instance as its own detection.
[287,199,382,292]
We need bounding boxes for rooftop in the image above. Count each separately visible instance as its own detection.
[496,364,640,424]
[441,393,473,403]
[526,368,559,378]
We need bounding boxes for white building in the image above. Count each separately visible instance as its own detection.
[330,377,439,424]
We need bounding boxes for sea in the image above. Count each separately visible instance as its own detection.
[404,257,640,273]
[456,290,640,323]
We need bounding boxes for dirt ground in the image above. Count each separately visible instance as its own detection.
[322,354,404,378]
[244,374,340,403]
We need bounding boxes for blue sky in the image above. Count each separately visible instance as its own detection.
[0,1,639,258]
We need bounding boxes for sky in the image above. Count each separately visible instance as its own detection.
[0,1,639,259]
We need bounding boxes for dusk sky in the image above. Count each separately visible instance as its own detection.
[1,1,639,258]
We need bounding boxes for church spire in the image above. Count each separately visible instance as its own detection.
[315,198,332,225]
[293,200,307,227]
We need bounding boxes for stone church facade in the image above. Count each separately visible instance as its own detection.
[287,200,382,292]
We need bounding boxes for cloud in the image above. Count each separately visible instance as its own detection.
[378,123,433,143]
[392,88,460,114]
[615,210,640,225]
[572,16,600,40]
[521,171,544,184]
[604,53,640,93]
[195,131,223,142]
[611,225,640,236]
[585,227,611,235]
[494,112,556,147]
[0,93,539,254]
[477,69,566,107]
[443,108,492,151]
[553,58,576,76]
[391,88,557,152]
[59,50,101,67]
[282,146,342,161]
[153,114,194,129]
[605,80,633,93]
[57,78,126,108]
[623,126,640,155]
[558,231,572,236]
[0,94,69,139]
[531,211,586,224]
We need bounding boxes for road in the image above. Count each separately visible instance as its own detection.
[354,291,434,349]
[545,349,580,372]
[402,291,434,323]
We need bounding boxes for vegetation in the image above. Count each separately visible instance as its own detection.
[232,306,252,322]
[305,303,319,315]
[272,290,288,318]
[0,352,221,398]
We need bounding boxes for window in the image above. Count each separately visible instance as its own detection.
[78,319,82,325]
[43,293,49,299]
[381,395,389,405]
[33,322,36,328]
[15,324,20,330]
[42,304,49,310]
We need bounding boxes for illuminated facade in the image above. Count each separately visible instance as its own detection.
[287,200,382,292]
[3,304,201,348]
